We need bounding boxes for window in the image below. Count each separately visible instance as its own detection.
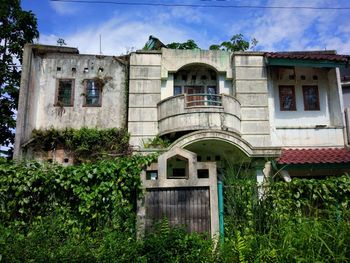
[279,85,296,111]
[56,79,74,107]
[146,170,158,180]
[197,169,209,179]
[84,79,101,106]
[303,85,320,111]
[174,86,182,96]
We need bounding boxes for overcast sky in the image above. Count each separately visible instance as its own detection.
[22,0,350,55]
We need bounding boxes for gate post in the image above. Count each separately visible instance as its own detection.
[218,180,224,243]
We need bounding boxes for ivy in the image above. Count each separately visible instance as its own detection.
[267,175,350,221]
[29,128,130,163]
[0,154,157,232]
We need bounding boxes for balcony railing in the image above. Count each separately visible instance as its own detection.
[157,94,241,135]
[185,94,222,107]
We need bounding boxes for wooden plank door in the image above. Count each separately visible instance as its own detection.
[145,187,211,234]
[186,86,204,106]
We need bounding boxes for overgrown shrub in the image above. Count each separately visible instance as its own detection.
[1,156,350,262]
[30,127,130,162]
[0,154,156,231]
[140,220,216,263]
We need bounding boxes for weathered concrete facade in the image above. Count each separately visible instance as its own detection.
[14,44,127,159]
[14,44,350,237]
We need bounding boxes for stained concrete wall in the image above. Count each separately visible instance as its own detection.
[15,46,347,159]
[138,148,219,237]
[128,51,162,147]
[233,53,271,147]
[14,45,127,159]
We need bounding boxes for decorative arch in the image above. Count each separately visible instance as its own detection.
[161,49,233,79]
[170,130,254,157]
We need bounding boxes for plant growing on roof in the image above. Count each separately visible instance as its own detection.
[30,128,131,163]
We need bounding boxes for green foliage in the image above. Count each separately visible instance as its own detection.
[166,39,199,50]
[221,170,350,262]
[0,0,39,155]
[267,175,350,221]
[0,154,156,232]
[30,127,130,162]
[1,155,350,262]
[140,220,216,263]
[143,135,170,149]
[209,34,258,52]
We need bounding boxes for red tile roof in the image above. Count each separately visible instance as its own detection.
[265,51,350,63]
[277,148,350,165]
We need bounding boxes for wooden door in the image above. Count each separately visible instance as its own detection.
[186,86,204,106]
[145,187,211,234]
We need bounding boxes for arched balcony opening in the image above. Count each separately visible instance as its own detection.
[173,64,220,107]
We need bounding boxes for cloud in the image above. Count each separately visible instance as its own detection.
[39,11,205,55]
[226,0,350,53]
[50,1,79,15]
[41,0,350,54]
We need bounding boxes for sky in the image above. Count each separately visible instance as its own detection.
[20,0,350,56]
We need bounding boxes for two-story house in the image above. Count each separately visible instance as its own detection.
[14,43,350,237]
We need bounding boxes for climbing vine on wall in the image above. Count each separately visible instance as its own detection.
[0,154,157,231]
[30,128,130,162]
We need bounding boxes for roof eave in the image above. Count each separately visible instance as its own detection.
[266,58,348,68]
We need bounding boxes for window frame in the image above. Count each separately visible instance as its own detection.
[55,78,75,107]
[302,85,320,111]
[279,85,297,111]
[83,79,102,107]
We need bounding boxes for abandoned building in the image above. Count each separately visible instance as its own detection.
[14,42,350,237]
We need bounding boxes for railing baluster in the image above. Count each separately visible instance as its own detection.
[185,94,222,107]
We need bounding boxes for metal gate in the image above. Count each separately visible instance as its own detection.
[145,187,211,234]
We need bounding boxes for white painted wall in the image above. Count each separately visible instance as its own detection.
[269,67,345,147]
[272,67,330,127]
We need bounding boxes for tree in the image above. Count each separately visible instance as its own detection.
[0,0,38,156]
[209,34,258,52]
[166,39,199,50]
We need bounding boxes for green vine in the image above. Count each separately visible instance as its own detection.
[0,154,157,231]
[143,135,170,149]
[29,128,130,163]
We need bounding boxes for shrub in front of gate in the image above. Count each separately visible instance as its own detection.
[1,156,350,262]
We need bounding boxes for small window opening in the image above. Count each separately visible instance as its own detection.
[57,67,61,71]
[167,154,188,178]
[211,74,217,81]
[288,74,295,80]
[56,79,74,106]
[174,73,178,80]
[206,156,211,161]
[146,170,158,180]
[98,67,104,73]
[182,75,187,81]
[197,156,202,162]
[64,158,69,163]
[201,75,207,80]
[215,155,221,161]
[301,75,306,80]
[84,79,101,106]
[313,75,318,80]
[71,67,76,73]
[191,75,196,81]
[197,169,209,179]
[172,168,186,177]
[48,159,53,163]
[83,68,89,73]
[174,86,182,96]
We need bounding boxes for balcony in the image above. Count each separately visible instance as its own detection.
[158,94,241,135]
